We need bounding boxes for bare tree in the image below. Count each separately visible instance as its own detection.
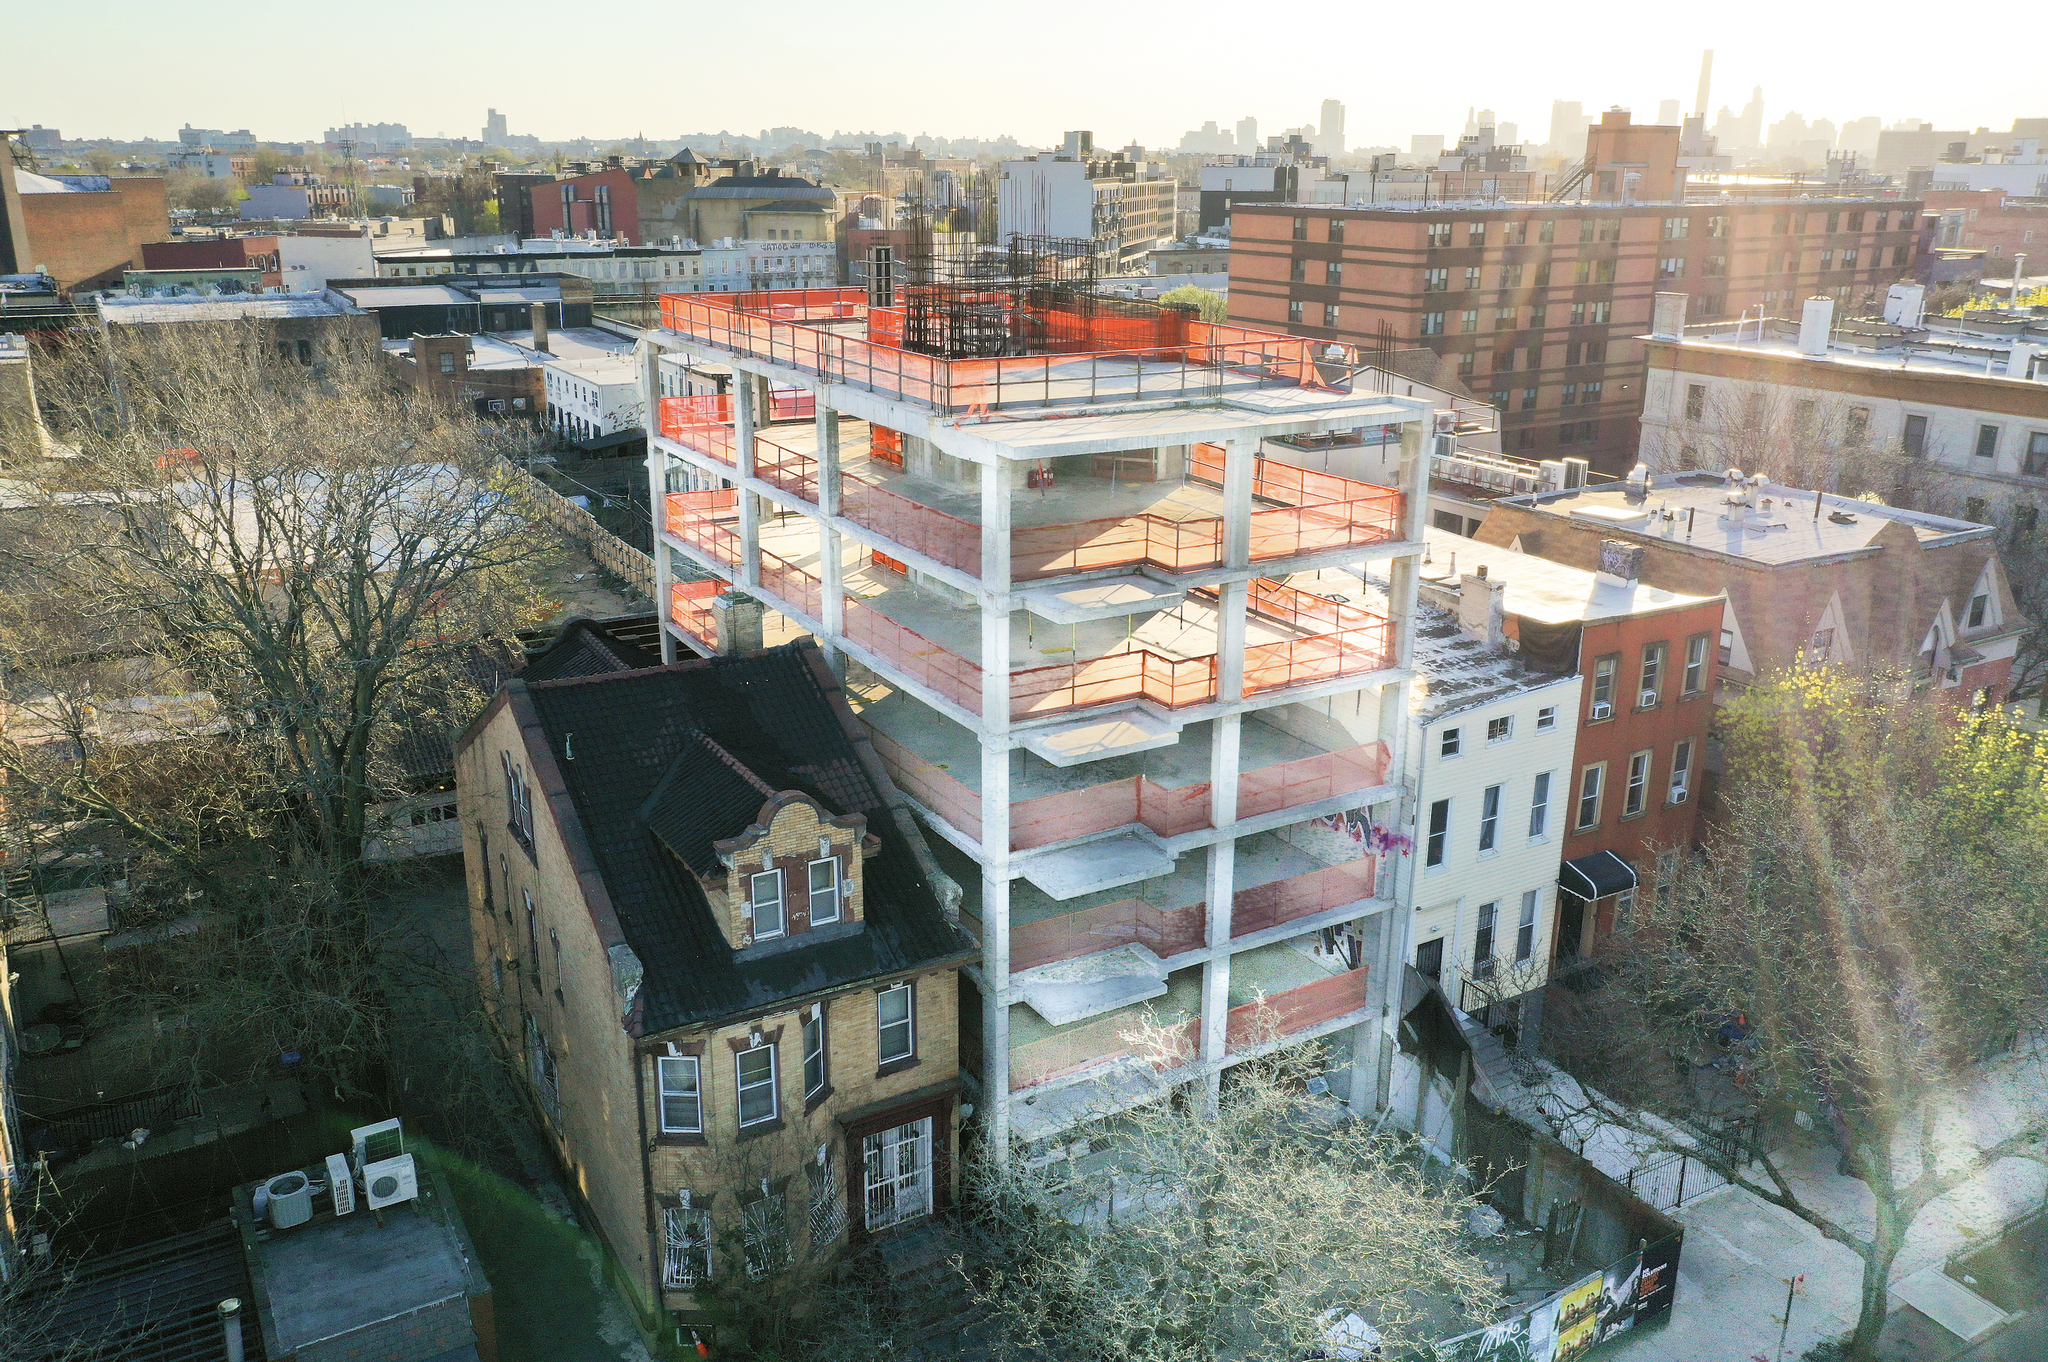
[0,320,563,1090]
[1545,665,2048,1360]
[956,1021,1500,1362]
[1643,379,1909,500]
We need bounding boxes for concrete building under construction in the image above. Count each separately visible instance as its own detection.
[633,243,1467,1151]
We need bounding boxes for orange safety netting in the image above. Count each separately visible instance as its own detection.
[1011,649,1218,720]
[657,287,1341,411]
[1239,743,1391,819]
[759,550,822,619]
[842,596,984,713]
[755,434,820,503]
[869,424,904,468]
[1008,859,1377,975]
[865,729,982,839]
[668,580,721,651]
[842,479,979,575]
[1229,860,1378,936]
[1223,969,1369,1051]
[664,489,741,565]
[1010,899,1207,974]
[867,724,1388,855]
[1009,1014,1198,1092]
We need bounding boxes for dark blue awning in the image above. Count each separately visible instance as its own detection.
[1560,850,1638,900]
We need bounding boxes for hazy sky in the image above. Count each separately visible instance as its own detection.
[8,0,2029,149]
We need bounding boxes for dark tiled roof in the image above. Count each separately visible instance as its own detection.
[639,732,777,878]
[388,642,521,781]
[518,615,661,682]
[521,642,971,1034]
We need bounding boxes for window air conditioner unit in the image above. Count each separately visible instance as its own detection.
[360,1153,419,1210]
[1590,701,1613,720]
[1639,689,1659,708]
[1670,785,1690,804]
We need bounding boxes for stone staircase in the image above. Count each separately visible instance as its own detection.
[868,1221,978,1354]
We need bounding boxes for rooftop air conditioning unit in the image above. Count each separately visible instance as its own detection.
[1639,689,1659,708]
[360,1153,419,1210]
[1590,701,1613,720]
[327,1153,357,1215]
[351,1117,405,1170]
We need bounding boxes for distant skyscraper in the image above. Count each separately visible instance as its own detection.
[1657,99,1681,127]
[1737,87,1765,151]
[1498,121,1518,148]
[1548,100,1589,157]
[484,108,509,145]
[1319,99,1345,155]
[1236,116,1258,153]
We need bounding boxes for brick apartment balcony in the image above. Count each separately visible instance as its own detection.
[1006,946,1369,1093]
[859,686,1391,855]
[661,502,1397,724]
[656,398,1406,582]
[656,288,1349,414]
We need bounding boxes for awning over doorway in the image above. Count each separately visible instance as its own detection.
[1559,849,1638,900]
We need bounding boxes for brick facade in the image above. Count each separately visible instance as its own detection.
[1228,196,1919,476]
[21,176,171,294]
[454,646,971,1330]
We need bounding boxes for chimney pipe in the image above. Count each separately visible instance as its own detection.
[1797,296,1834,357]
[530,301,549,354]
[220,1299,245,1362]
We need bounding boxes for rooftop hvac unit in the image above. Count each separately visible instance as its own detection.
[361,1153,419,1210]
[266,1171,314,1229]
[351,1117,405,1170]
[326,1153,357,1216]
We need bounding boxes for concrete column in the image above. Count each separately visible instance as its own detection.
[976,454,1015,1159]
[816,405,844,661]
[1363,408,1436,1114]
[1215,436,1253,706]
[1199,712,1242,1104]
[734,376,760,590]
[639,340,679,663]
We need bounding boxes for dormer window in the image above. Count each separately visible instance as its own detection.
[1967,593,1988,629]
[808,857,841,926]
[750,870,785,939]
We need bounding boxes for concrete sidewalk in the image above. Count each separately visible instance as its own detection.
[1565,1045,2048,1361]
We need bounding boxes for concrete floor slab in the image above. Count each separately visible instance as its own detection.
[1890,1265,2008,1342]
[1016,945,1171,1027]
[1008,830,1330,927]
[859,687,1326,801]
[1019,834,1176,900]
[1021,709,1182,767]
[1019,575,1189,624]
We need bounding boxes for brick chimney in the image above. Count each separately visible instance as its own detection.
[530,301,549,354]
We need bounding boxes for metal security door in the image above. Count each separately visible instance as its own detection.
[862,1117,933,1231]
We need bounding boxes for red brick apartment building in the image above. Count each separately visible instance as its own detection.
[1229,114,1920,476]
[140,235,282,290]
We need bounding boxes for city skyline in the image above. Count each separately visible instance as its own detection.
[5,0,2031,152]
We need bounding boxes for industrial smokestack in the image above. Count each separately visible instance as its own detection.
[530,301,549,354]
[1694,50,1714,120]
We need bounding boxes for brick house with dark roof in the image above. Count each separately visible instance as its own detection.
[453,635,974,1330]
